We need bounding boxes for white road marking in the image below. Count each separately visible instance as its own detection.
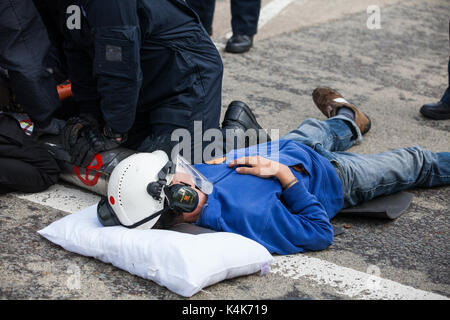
[215,0,296,49]
[15,184,100,214]
[258,0,299,30]
[272,255,448,300]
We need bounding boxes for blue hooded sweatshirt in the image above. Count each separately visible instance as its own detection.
[193,140,344,255]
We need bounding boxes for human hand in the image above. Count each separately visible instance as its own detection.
[228,156,298,189]
[62,114,99,151]
[227,156,286,178]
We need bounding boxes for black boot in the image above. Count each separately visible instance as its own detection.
[221,101,271,151]
[420,101,450,120]
[225,35,253,54]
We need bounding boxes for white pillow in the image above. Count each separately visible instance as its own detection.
[38,205,273,297]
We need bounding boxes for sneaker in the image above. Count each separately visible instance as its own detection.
[312,87,371,135]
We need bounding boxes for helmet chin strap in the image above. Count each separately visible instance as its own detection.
[126,206,170,229]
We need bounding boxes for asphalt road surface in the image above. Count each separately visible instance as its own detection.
[0,0,449,300]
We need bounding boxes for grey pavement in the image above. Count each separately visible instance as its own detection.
[0,0,449,300]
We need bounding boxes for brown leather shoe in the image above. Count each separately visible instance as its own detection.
[312,87,371,135]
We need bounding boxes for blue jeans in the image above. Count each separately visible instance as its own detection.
[282,116,450,208]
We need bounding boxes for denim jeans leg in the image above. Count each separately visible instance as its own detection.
[334,146,450,208]
[281,115,362,159]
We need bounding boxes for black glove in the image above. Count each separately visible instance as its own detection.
[62,114,99,152]
[70,124,126,168]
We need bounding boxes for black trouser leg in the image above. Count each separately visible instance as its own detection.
[230,0,261,36]
[186,0,216,32]
[0,157,53,193]
[0,0,60,127]
[441,59,450,104]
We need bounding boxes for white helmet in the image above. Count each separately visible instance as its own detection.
[97,150,212,229]
[98,151,173,229]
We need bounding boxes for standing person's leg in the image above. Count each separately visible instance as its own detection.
[186,0,216,35]
[420,21,450,120]
[440,59,450,104]
[442,21,450,105]
[333,147,450,208]
[230,0,261,36]
[226,0,261,53]
[419,58,450,120]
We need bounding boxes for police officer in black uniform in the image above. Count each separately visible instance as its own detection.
[61,0,270,168]
[0,0,64,136]
[187,0,261,53]
[60,0,225,166]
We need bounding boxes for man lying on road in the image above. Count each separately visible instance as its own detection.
[97,87,450,255]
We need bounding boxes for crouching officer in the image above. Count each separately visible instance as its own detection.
[0,0,64,136]
[61,0,224,167]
